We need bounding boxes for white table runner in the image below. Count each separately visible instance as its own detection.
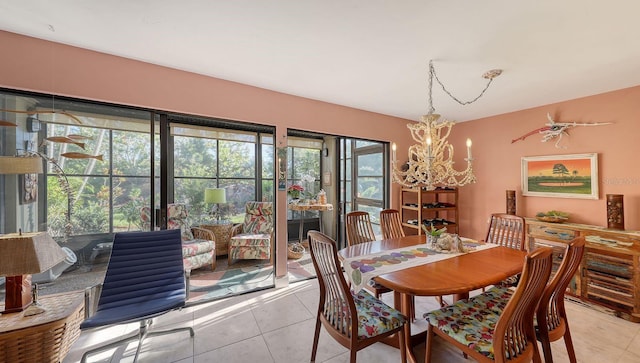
[342,240,498,293]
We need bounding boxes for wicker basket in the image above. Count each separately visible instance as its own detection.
[288,243,305,259]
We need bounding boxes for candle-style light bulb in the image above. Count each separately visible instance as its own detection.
[427,137,432,158]
[391,143,397,162]
[466,138,472,159]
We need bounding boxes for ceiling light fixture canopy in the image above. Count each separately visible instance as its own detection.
[392,60,502,190]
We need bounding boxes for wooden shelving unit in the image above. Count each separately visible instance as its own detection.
[400,187,459,235]
[527,218,640,322]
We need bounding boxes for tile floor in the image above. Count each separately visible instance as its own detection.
[64,278,640,363]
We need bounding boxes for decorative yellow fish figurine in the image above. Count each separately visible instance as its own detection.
[45,136,85,149]
[61,152,103,161]
[0,120,17,127]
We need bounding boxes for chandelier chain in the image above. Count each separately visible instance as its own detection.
[428,60,496,109]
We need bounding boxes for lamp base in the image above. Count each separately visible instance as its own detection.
[2,275,33,314]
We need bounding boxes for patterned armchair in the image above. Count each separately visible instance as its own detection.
[228,202,273,265]
[163,204,217,272]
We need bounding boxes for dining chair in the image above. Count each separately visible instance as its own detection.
[80,229,193,363]
[485,213,526,251]
[344,211,394,304]
[424,246,553,363]
[345,211,377,246]
[536,236,585,363]
[483,213,526,289]
[379,208,440,313]
[307,230,407,363]
[460,237,585,363]
[379,209,405,239]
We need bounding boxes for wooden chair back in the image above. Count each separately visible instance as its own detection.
[485,213,526,250]
[493,247,553,362]
[380,209,405,239]
[307,230,407,363]
[425,247,552,363]
[536,237,585,363]
[345,211,376,246]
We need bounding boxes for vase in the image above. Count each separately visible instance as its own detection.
[426,235,438,249]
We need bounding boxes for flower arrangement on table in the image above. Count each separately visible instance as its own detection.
[287,184,304,199]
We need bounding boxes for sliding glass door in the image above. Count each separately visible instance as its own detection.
[337,138,389,248]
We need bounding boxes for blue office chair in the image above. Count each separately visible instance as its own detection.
[80,229,194,362]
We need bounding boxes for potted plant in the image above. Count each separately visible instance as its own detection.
[422,223,447,248]
[287,184,304,200]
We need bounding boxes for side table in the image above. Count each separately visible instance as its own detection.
[200,222,234,257]
[1,291,84,363]
[287,203,334,244]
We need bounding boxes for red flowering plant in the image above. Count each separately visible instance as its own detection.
[287,184,304,199]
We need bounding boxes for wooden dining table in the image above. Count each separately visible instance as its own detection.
[338,234,528,363]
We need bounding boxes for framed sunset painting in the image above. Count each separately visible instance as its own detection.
[521,153,598,199]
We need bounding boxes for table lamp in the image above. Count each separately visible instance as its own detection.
[204,188,227,223]
[0,231,67,314]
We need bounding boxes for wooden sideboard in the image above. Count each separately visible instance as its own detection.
[526,218,640,322]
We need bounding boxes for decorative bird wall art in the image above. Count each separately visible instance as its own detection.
[512,113,612,148]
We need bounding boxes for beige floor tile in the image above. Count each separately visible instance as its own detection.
[193,335,274,363]
[193,303,262,355]
[251,290,314,333]
[263,318,347,363]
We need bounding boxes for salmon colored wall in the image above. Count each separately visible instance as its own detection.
[0,30,413,278]
[450,86,640,240]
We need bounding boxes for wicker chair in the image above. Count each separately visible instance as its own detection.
[424,247,553,363]
[307,230,407,363]
[228,201,274,265]
[166,203,217,272]
[379,209,405,239]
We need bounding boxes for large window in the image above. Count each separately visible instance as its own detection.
[0,89,276,304]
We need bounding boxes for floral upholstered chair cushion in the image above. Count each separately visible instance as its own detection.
[167,203,195,241]
[165,203,216,272]
[229,202,273,263]
[324,291,406,339]
[425,296,505,360]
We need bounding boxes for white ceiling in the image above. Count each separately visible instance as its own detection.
[1,1,640,122]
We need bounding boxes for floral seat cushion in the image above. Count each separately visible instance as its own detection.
[326,291,407,339]
[229,202,273,262]
[425,296,504,360]
[182,240,215,272]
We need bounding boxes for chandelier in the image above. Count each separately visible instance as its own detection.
[392,60,502,190]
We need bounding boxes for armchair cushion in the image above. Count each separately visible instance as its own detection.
[229,202,273,263]
[167,203,194,241]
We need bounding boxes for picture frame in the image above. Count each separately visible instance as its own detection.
[521,153,598,199]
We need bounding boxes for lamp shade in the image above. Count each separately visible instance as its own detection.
[205,188,226,204]
[0,156,43,174]
[0,232,67,276]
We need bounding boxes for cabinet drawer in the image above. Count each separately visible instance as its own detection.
[584,251,635,310]
[529,225,578,241]
[585,252,633,279]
